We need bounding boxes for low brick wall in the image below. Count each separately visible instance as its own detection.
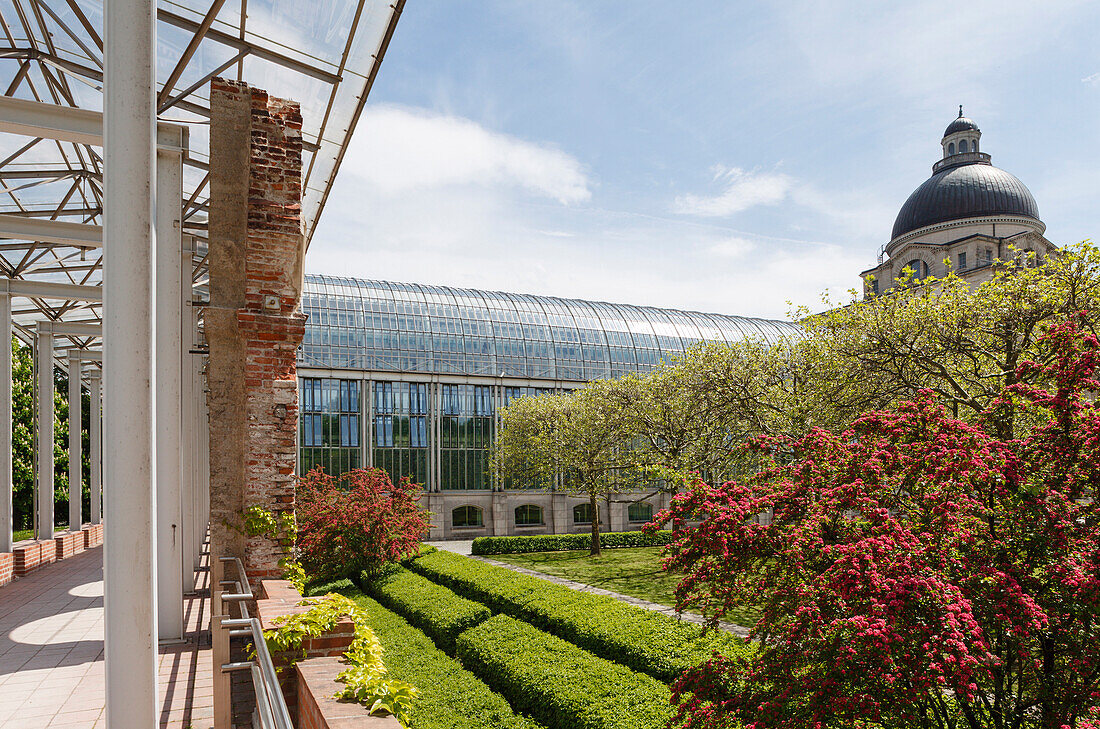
[13,540,57,577]
[0,552,12,586]
[54,530,85,560]
[82,524,103,549]
[297,657,402,729]
[257,579,357,721]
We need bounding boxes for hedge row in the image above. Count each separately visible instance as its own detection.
[471,530,675,555]
[362,566,491,652]
[352,592,546,729]
[408,550,749,682]
[457,615,673,729]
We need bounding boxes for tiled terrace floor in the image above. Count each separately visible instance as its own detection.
[0,545,214,728]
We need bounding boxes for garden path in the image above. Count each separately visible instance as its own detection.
[427,540,750,637]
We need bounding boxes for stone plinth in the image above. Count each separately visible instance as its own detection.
[297,657,402,729]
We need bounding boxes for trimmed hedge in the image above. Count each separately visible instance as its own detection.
[471,530,675,555]
[353,592,546,729]
[362,566,491,652]
[408,550,750,682]
[456,614,673,729]
[302,577,358,597]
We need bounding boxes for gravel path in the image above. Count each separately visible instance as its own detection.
[425,539,750,637]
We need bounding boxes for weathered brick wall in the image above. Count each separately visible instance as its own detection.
[207,78,306,587]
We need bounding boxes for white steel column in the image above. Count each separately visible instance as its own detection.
[34,325,53,541]
[104,0,159,721]
[89,370,102,525]
[156,126,184,640]
[0,294,10,552]
[180,249,196,584]
[68,353,82,533]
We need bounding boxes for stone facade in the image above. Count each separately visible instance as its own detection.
[207,78,306,587]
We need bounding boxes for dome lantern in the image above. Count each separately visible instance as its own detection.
[941,106,981,160]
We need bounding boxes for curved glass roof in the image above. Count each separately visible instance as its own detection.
[300,274,802,381]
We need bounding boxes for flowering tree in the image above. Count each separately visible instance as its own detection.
[651,321,1100,729]
[295,466,430,581]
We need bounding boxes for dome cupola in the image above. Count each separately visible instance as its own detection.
[940,106,982,161]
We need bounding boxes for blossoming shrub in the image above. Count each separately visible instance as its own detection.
[364,566,491,652]
[408,549,749,682]
[296,466,430,582]
[651,321,1100,729]
[455,614,674,729]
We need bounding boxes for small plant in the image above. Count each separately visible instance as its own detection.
[238,505,305,592]
[262,593,417,725]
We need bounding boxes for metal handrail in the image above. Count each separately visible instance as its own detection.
[223,616,293,729]
[216,555,293,729]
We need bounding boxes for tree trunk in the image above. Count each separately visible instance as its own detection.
[589,490,601,556]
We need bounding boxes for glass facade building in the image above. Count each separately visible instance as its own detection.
[297,273,801,496]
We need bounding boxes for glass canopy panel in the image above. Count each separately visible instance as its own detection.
[300,275,801,380]
[0,0,400,359]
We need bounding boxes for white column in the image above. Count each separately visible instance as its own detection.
[35,324,53,542]
[180,247,195,585]
[0,294,11,552]
[68,353,82,532]
[156,126,184,640]
[104,0,159,721]
[89,370,101,525]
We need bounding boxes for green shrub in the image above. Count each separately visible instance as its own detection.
[363,566,491,652]
[456,615,673,729]
[353,592,545,729]
[409,550,750,682]
[302,577,358,597]
[471,530,675,555]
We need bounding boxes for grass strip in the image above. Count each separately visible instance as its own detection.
[409,549,750,683]
[457,614,674,729]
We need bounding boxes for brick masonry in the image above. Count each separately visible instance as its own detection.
[13,540,57,577]
[54,530,85,560]
[0,552,12,586]
[82,524,103,550]
[256,579,357,720]
[297,657,402,729]
[206,78,306,589]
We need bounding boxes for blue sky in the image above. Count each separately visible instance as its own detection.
[309,0,1100,320]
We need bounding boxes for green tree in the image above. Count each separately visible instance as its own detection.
[493,380,642,555]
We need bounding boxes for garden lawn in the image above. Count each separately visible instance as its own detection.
[490,546,759,628]
[13,528,32,542]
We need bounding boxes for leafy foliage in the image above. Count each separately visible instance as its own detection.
[352,591,546,729]
[261,592,417,725]
[408,549,748,683]
[455,614,674,729]
[296,466,430,581]
[239,504,304,590]
[471,530,674,555]
[363,565,491,652]
[652,321,1100,729]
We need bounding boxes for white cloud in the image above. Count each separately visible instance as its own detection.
[673,166,793,217]
[346,105,591,204]
[707,238,756,258]
[1084,72,1100,86]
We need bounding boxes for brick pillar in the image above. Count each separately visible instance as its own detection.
[206,79,306,587]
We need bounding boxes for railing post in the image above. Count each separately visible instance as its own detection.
[213,589,232,729]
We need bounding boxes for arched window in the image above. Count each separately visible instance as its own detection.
[515,504,544,526]
[627,502,653,523]
[948,142,955,155]
[972,139,978,152]
[959,139,968,153]
[903,259,928,281]
[452,505,483,528]
[573,503,601,524]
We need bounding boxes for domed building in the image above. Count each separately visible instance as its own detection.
[861,108,1054,296]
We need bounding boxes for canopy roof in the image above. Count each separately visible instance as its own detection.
[0,0,402,353]
[300,274,802,381]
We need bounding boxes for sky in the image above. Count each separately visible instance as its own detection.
[308,0,1100,320]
